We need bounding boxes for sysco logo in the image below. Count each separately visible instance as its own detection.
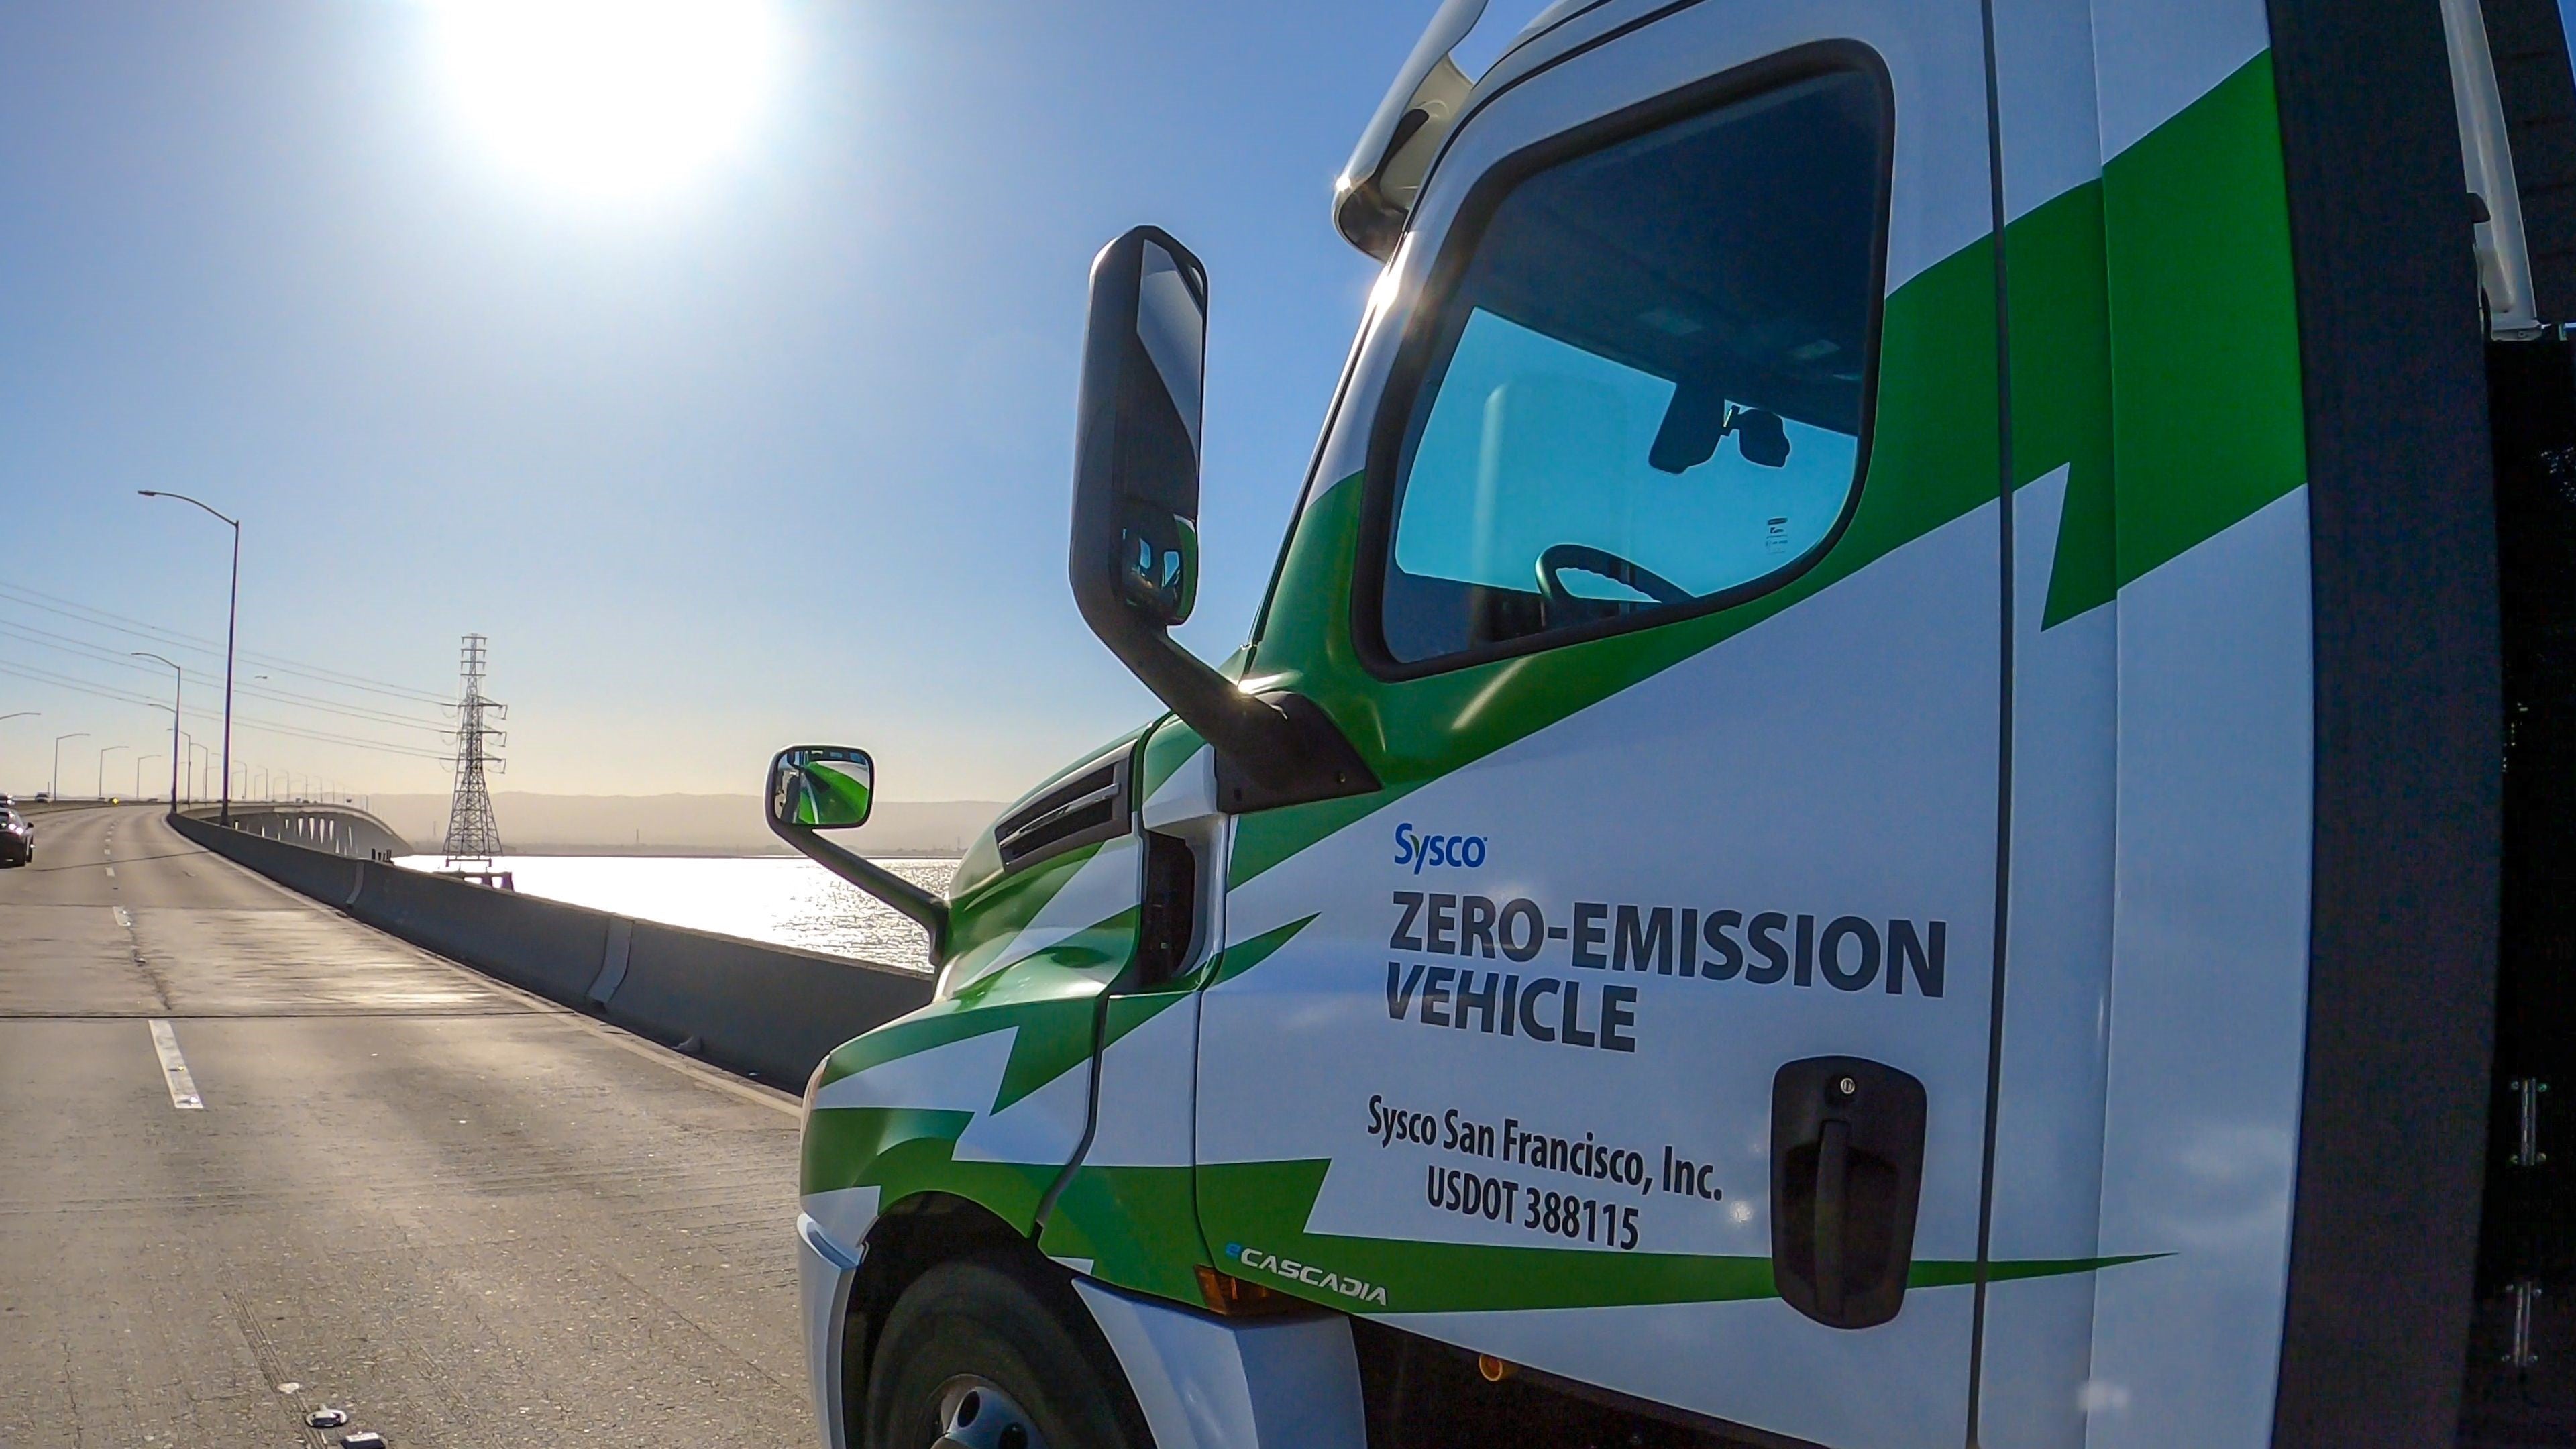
[1393,822,1487,873]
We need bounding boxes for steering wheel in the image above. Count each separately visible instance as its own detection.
[1536,543,1692,618]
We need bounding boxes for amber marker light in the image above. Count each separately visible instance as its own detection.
[1193,1265,1301,1317]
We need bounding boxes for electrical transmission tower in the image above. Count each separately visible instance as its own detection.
[441,633,507,865]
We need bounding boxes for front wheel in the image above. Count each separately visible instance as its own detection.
[863,1256,1152,1449]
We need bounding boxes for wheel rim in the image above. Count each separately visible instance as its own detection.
[930,1374,1045,1449]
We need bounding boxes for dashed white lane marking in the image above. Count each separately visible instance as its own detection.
[104,866,115,878]
[113,906,131,928]
[148,1020,204,1110]
[141,860,802,1122]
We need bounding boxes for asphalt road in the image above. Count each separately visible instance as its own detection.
[0,805,814,1447]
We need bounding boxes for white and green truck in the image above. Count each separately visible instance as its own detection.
[767,0,2576,1443]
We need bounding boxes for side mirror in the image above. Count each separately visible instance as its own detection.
[1067,227,1379,812]
[762,745,948,960]
[767,746,874,831]
[1071,226,1206,629]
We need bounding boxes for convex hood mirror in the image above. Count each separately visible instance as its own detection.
[762,744,947,961]
[768,746,874,831]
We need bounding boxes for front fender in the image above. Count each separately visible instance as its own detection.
[799,832,1143,1250]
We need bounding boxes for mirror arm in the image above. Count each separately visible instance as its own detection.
[767,818,950,965]
[1079,591,1379,811]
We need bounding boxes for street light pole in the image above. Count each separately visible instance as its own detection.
[50,732,88,800]
[136,753,160,798]
[0,712,34,794]
[98,745,128,800]
[133,652,181,804]
[139,490,239,826]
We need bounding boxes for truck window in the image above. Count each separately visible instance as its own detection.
[1371,67,1887,667]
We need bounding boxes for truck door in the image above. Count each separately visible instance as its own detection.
[1193,7,2008,1446]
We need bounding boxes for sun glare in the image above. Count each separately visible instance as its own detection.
[427,0,784,201]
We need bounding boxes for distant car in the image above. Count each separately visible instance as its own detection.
[0,809,32,868]
[30,792,48,804]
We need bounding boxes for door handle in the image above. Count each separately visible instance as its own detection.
[1771,1057,1927,1330]
[1813,1118,1851,1321]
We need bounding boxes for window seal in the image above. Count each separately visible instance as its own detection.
[1348,40,1898,683]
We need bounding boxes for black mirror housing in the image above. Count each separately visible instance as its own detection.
[1066,227,1379,812]
[1072,226,1207,631]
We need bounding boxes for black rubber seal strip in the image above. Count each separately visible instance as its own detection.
[2264,0,2502,1442]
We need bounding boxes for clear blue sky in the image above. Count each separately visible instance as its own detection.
[1,1,1528,800]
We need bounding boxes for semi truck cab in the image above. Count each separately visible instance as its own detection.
[775,1,2576,1444]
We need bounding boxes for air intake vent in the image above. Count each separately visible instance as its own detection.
[994,752,1130,871]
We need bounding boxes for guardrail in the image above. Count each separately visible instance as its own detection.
[170,813,932,1087]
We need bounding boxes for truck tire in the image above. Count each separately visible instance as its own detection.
[862,1254,1152,1449]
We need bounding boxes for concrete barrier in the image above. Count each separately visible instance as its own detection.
[181,801,411,858]
[348,856,615,1005]
[170,813,932,1087]
[604,920,932,1086]
[173,815,364,903]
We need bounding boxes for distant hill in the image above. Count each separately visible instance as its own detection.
[365,793,1003,857]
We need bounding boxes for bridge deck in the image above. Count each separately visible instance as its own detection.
[0,805,812,1446]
